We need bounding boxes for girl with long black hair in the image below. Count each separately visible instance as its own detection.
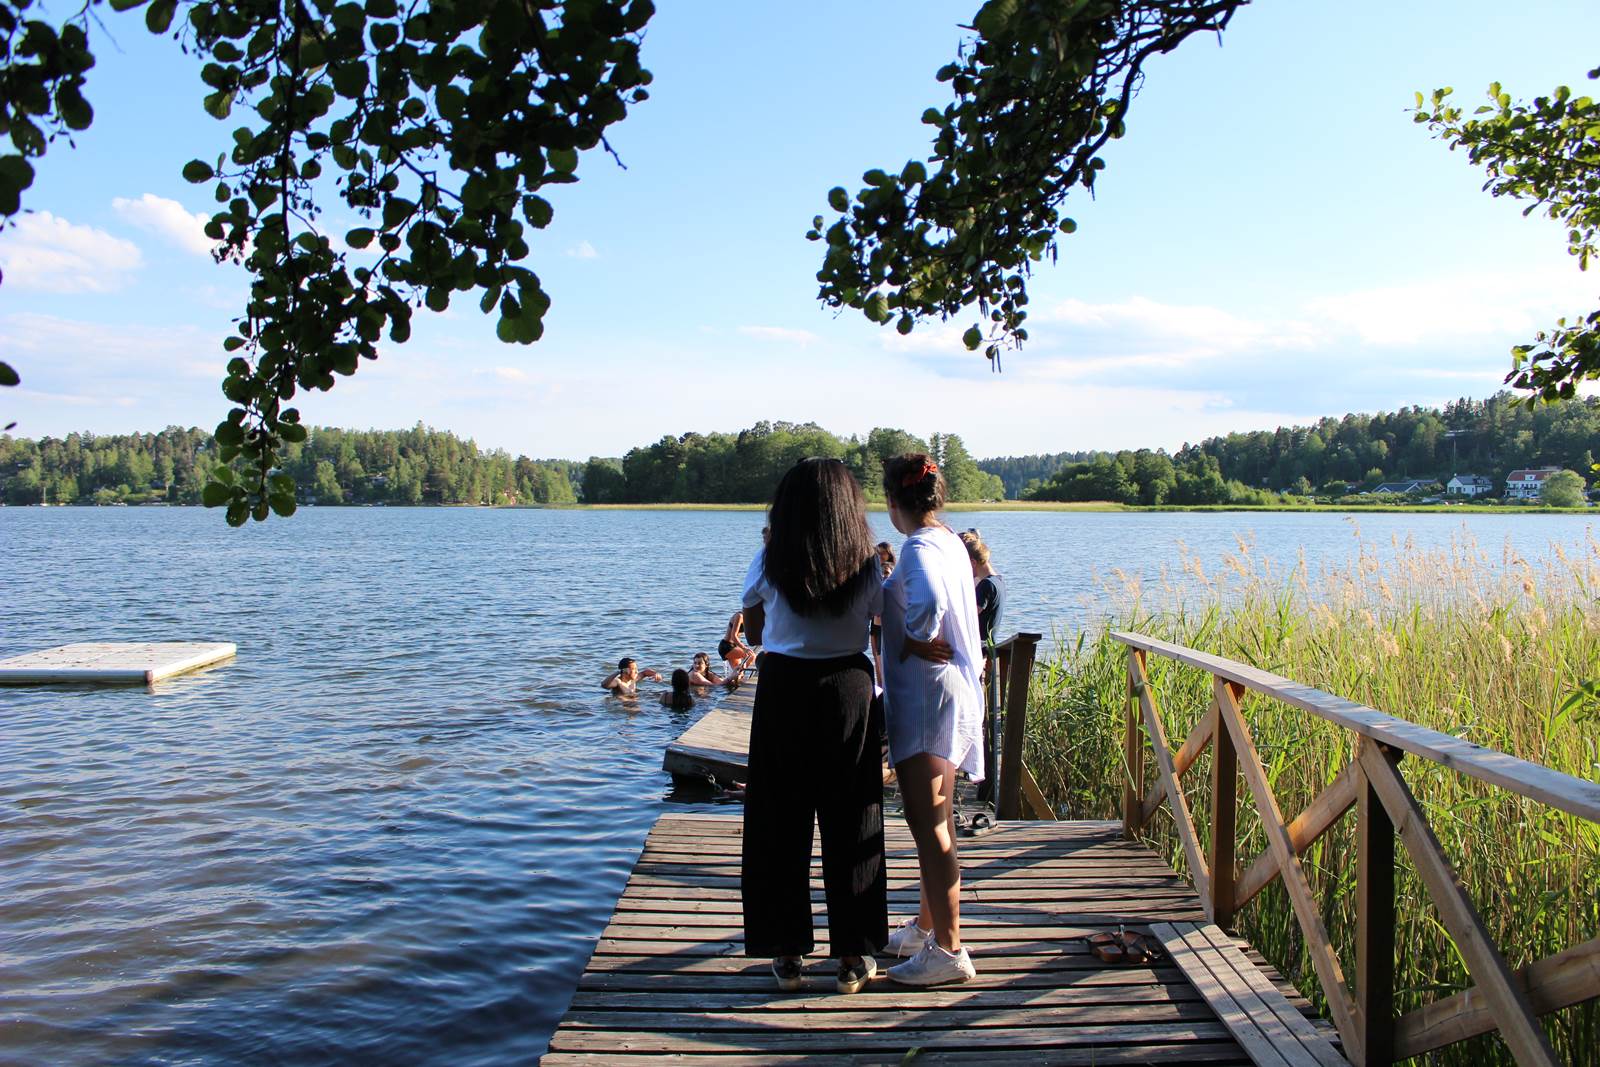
[740,457,887,995]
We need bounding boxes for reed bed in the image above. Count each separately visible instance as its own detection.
[1024,525,1600,1065]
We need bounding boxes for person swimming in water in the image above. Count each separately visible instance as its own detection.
[660,668,696,709]
[688,652,740,689]
[601,657,662,697]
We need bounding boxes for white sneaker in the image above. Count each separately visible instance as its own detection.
[887,938,977,986]
[884,917,932,958]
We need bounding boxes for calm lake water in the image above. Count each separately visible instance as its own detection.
[2,506,1596,1065]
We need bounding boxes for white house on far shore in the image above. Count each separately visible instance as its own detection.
[1504,467,1562,500]
[1446,474,1494,497]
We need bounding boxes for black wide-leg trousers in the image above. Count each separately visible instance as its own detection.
[741,651,887,958]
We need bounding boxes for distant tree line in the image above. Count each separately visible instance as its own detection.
[0,425,580,507]
[580,424,1004,505]
[991,393,1599,503]
[6,393,1595,508]
[0,422,1003,507]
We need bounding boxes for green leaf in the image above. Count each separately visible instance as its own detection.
[108,0,148,10]
[962,325,982,350]
[0,360,18,387]
[827,187,848,212]
[145,0,176,34]
[548,147,578,173]
[201,481,232,507]
[182,159,214,183]
[345,227,374,249]
[203,90,235,119]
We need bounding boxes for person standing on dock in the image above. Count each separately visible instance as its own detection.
[960,529,1005,807]
[740,457,887,995]
[879,454,984,986]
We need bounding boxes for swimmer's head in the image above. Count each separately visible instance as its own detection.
[670,668,690,694]
[618,657,636,675]
[692,652,711,670]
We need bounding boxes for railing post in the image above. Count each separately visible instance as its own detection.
[1123,646,1146,839]
[1209,677,1239,929]
[995,632,1041,821]
[1356,737,1396,1067]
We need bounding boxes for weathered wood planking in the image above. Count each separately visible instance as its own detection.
[544,813,1338,1064]
[662,687,753,784]
[0,642,236,685]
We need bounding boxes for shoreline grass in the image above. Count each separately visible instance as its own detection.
[1022,531,1600,1064]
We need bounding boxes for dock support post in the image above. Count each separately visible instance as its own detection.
[1123,647,1147,839]
[1209,678,1239,928]
[1356,738,1397,1067]
[996,632,1041,821]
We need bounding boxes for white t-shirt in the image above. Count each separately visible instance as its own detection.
[742,548,882,659]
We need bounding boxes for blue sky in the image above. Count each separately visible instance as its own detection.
[3,0,1598,460]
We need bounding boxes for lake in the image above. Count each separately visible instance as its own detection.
[2,506,1595,1064]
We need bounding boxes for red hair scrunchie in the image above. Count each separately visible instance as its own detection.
[901,458,939,488]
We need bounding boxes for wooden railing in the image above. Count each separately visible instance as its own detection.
[1114,631,1600,1067]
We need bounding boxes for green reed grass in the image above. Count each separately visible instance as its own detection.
[1023,525,1600,1065]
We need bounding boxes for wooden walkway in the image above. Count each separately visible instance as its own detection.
[662,688,753,784]
[545,812,1337,1064]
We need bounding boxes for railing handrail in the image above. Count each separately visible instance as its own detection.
[1111,630,1600,825]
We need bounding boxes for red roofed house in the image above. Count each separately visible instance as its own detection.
[1504,467,1561,500]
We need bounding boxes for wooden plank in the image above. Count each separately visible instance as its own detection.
[1017,765,1057,820]
[1234,761,1359,909]
[543,1045,1252,1065]
[1392,934,1600,1058]
[1111,631,1600,824]
[547,1022,1238,1054]
[0,641,236,685]
[1186,924,1349,1067]
[1142,700,1217,825]
[1357,744,1560,1065]
[1133,653,1211,903]
[1152,922,1293,1067]
[1216,678,1362,1053]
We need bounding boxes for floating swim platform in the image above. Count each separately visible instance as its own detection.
[0,642,237,685]
[662,686,752,784]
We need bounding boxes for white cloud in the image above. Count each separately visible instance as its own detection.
[492,366,530,381]
[738,325,819,345]
[1304,269,1596,347]
[565,240,599,259]
[0,212,142,293]
[112,194,215,257]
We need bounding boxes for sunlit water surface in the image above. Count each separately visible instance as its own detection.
[2,507,1594,1064]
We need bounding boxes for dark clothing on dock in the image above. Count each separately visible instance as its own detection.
[975,573,1005,646]
[741,651,887,958]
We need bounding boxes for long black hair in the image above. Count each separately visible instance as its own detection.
[763,457,877,617]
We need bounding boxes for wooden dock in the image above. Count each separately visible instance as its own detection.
[0,642,236,685]
[545,812,1338,1064]
[662,687,753,784]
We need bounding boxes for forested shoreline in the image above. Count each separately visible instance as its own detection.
[2,393,1595,508]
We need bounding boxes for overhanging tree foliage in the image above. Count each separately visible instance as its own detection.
[0,0,652,521]
[1418,65,1600,402]
[809,0,1247,365]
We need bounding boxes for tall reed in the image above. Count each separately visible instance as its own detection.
[1024,526,1600,1065]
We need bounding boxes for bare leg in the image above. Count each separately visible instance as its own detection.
[897,753,961,951]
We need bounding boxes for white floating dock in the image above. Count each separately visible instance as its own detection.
[0,642,237,685]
